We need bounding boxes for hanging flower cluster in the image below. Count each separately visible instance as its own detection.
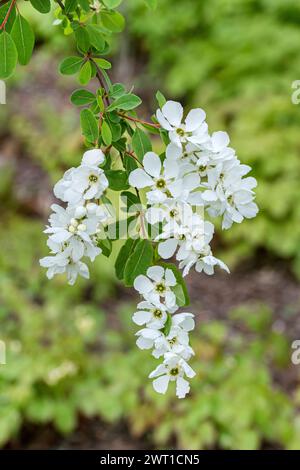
[133,266,196,398]
[125,100,258,397]
[40,149,110,285]
[27,0,259,400]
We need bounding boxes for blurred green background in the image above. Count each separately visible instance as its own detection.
[1,0,300,450]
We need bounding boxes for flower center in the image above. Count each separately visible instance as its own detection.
[176,128,185,137]
[170,209,178,218]
[89,174,98,183]
[153,309,163,319]
[155,282,166,294]
[156,178,166,189]
[169,367,179,376]
[168,337,177,346]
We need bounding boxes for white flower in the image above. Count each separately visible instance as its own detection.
[134,265,178,309]
[54,149,108,205]
[44,204,99,246]
[133,300,175,329]
[149,353,196,399]
[156,101,209,148]
[40,254,90,285]
[152,313,195,360]
[157,213,213,262]
[202,161,258,229]
[39,202,108,284]
[129,152,183,204]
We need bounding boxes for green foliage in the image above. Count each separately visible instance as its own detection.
[132,128,152,161]
[124,239,154,286]
[29,0,51,14]
[59,56,83,75]
[107,93,142,112]
[80,108,99,143]
[11,14,35,66]
[0,31,17,79]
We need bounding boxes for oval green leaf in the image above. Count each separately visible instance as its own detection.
[0,31,17,79]
[29,0,51,14]
[59,56,83,75]
[11,14,35,66]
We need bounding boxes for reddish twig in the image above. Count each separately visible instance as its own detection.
[0,0,17,31]
[118,112,160,129]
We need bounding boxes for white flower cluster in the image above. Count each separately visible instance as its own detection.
[129,100,258,277]
[133,266,196,398]
[40,149,109,285]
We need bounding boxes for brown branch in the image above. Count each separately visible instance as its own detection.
[90,59,110,107]
[0,0,17,31]
[118,112,160,129]
[125,150,142,166]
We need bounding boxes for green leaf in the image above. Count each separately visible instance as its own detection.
[70,89,95,106]
[103,0,122,8]
[65,0,78,14]
[106,170,129,191]
[100,11,125,33]
[121,191,140,212]
[156,90,166,108]
[74,26,90,52]
[124,153,138,173]
[93,58,111,70]
[86,24,105,52]
[107,93,142,112]
[29,0,51,14]
[110,122,122,142]
[101,120,112,146]
[59,56,83,75]
[78,0,90,11]
[11,14,35,66]
[132,128,152,161]
[160,262,190,307]
[109,83,126,99]
[163,313,172,336]
[80,109,99,143]
[124,240,154,287]
[0,32,17,79]
[0,2,16,33]
[115,238,137,280]
[78,60,92,85]
[97,237,112,257]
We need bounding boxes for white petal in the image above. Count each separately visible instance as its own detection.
[176,376,190,399]
[183,173,200,191]
[147,265,164,282]
[165,268,177,286]
[129,169,153,189]
[149,363,167,378]
[146,207,165,225]
[132,310,152,326]
[185,108,206,132]
[238,202,258,218]
[162,101,183,127]
[158,239,178,259]
[50,230,72,244]
[211,131,230,151]
[82,148,105,166]
[166,143,182,160]
[143,152,161,178]
[156,109,173,131]
[152,375,170,394]
[136,336,153,350]
[165,290,177,308]
[163,159,179,179]
[134,275,153,294]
